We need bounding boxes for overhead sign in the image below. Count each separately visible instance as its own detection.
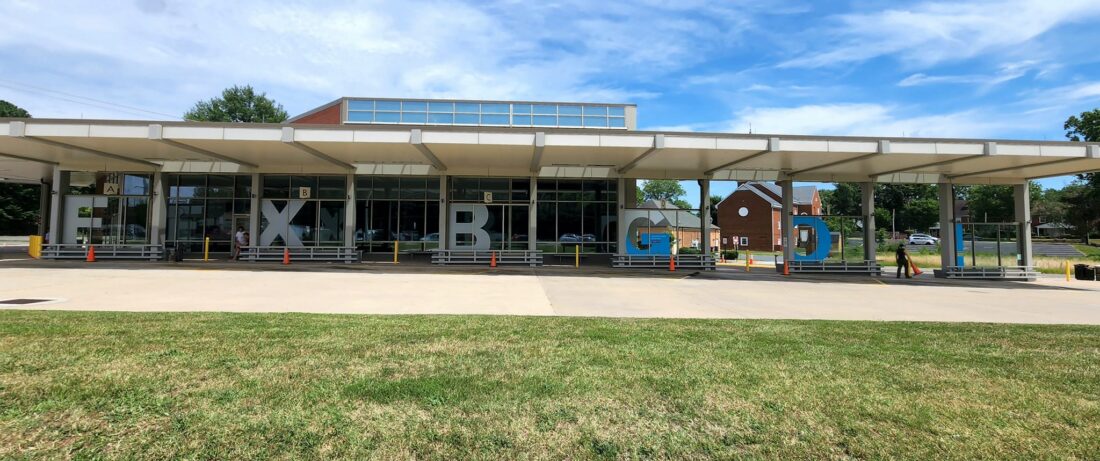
[298,187,312,199]
[102,183,120,195]
[483,192,493,204]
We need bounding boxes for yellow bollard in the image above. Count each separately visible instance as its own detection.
[575,244,580,268]
[745,251,751,273]
[203,237,210,261]
[393,240,399,264]
[1065,260,1071,282]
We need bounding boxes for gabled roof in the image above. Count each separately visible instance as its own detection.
[716,182,817,209]
[639,199,719,229]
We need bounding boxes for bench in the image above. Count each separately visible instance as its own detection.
[431,250,543,266]
[41,244,165,261]
[612,254,716,270]
[241,246,358,263]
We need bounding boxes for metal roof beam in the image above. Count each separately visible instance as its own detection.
[0,150,59,166]
[8,122,160,168]
[149,124,258,168]
[409,129,447,172]
[704,137,779,176]
[281,127,355,170]
[947,157,1086,180]
[529,132,545,173]
[789,140,890,176]
[617,134,664,174]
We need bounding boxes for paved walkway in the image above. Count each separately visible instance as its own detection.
[0,260,1098,324]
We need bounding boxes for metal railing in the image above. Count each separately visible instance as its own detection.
[941,266,1037,280]
[612,254,716,270]
[240,246,358,263]
[431,250,543,266]
[41,244,164,261]
[784,260,882,275]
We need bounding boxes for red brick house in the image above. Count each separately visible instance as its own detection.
[716,182,821,252]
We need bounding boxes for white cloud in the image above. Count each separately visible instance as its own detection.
[897,60,1038,87]
[0,0,756,119]
[726,103,1023,138]
[781,0,1100,69]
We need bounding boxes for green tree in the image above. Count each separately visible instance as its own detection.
[0,100,31,118]
[709,194,723,225]
[184,85,288,123]
[638,180,686,205]
[0,101,41,235]
[1064,109,1100,241]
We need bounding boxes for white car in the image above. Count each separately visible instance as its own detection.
[908,233,940,245]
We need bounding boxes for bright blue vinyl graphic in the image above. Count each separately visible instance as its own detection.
[955,223,965,267]
[792,216,832,262]
[627,232,671,255]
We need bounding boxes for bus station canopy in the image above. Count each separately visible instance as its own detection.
[2,118,1098,184]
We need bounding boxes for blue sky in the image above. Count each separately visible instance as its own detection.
[2,0,1099,205]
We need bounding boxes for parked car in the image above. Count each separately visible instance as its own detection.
[908,233,939,245]
[559,233,581,243]
[420,233,439,241]
[580,233,597,242]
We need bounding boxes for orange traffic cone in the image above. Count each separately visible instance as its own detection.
[490,251,497,268]
[282,248,290,265]
[748,252,754,265]
[783,260,790,276]
[909,256,923,276]
[86,245,96,262]
[669,255,676,272]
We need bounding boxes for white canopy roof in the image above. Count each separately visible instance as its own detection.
[1,118,1098,185]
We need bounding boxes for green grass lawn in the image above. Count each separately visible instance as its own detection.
[1,312,1098,460]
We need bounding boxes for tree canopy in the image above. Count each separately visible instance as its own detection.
[0,100,31,118]
[184,85,288,123]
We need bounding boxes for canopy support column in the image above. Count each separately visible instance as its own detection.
[149,171,166,245]
[37,181,49,236]
[617,178,634,255]
[779,180,794,265]
[528,176,537,251]
[47,166,63,244]
[438,175,448,250]
[700,178,711,253]
[938,183,957,270]
[861,182,876,262]
[344,173,356,248]
[1014,182,1033,268]
[249,174,260,245]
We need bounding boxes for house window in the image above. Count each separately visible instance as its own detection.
[739,236,749,246]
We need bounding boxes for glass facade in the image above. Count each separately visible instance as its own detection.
[346,99,629,129]
[62,172,151,245]
[355,176,440,253]
[165,174,252,253]
[260,175,346,247]
[449,177,530,251]
[535,179,617,254]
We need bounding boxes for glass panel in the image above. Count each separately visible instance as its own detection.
[558,201,582,245]
[454,113,479,124]
[402,101,427,111]
[481,103,509,114]
[583,106,608,116]
[207,174,234,198]
[122,197,149,243]
[370,201,396,242]
[235,199,250,215]
[166,203,177,242]
[290,201,317,244]
[559,116,582,127]
[608,106,626,116]
[399,177,427,200]
[355,177,373,199]
[424,201,440,249]
[558,105,582,115]
[398,201,426,241]
[533,115,557,126]
[428,113,453,124]
[451,177,479,201]
[511,178,530,202]
[375,100,401,111]
[176,174,204,198]
[428,102,454,112]
[537,179,556,201]
[481,114,509,125]
[263,175,289,198]
[583,116,608,128]
[234,175,252,198]
[176,200,204,240]
[480,178,509,202]
[558,180,581,201]
[318,201,345,243]
[374,111,400,123]
[373,176,399,200]
[401,112,427,124]
[510,206,529,249]
[123,174,150,195]
[455,102,479,113]
[347,100,374,111]
[512,115,531,126]
[486,205,505,249]
[291,176,318,198]
[318,176,346,199]
[346,111,374,122]
[426,178,441,200]
[609,117,626,128]
[512,104,532,114]
[204,199,233,241]
[533,104,557,115]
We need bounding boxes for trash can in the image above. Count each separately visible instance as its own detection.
[1075,264,1096,281]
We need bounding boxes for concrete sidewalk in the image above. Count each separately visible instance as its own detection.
[0,260,1098,324]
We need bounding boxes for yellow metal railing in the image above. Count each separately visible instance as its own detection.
[28,235,43,259]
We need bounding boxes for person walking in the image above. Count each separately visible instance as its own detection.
[895,244,911,279]
[233,226,247,260]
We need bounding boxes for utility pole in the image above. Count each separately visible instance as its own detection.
[891,209,895,239]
